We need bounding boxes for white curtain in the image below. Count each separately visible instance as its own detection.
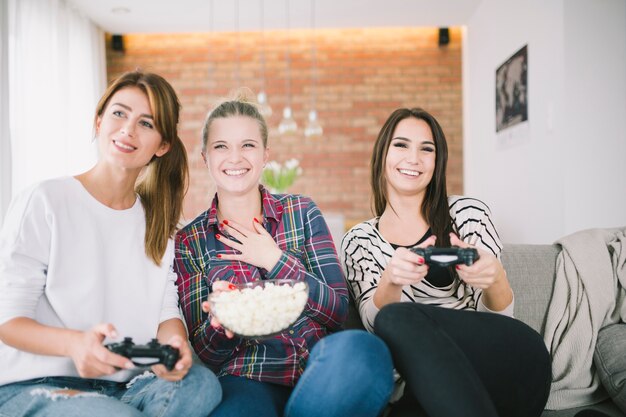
[7,0,106,201]
[1,0,11,222]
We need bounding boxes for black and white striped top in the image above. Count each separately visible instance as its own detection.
[341,196,513,332]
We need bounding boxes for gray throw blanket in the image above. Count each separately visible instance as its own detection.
[544,227,626,410]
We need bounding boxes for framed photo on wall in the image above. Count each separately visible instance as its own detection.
[496,45,528,133]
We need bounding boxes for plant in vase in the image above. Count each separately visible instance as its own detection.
[261,158,303,194]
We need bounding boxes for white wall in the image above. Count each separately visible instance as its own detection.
[562,0,626,236]
[464,0,626,244]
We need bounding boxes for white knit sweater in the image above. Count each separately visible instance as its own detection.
[0,177,181,385]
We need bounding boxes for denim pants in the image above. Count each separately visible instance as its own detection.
[211,329,394,417]
[0,365,221,417]
[375,302,552,417]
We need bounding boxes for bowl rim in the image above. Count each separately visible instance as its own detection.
[207,278,309,338]
[223,278,308,290]
[207,279,308,298]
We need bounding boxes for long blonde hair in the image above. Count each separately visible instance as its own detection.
[94,71,189,265]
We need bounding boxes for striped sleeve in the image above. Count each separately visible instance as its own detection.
[449,196,513,316]
[449,196,503,257]
[341,220,415,332]
[341,225,382,332]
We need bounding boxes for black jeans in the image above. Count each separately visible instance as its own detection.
[374,303,551,417]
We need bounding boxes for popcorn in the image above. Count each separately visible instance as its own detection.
[210,281,308,337]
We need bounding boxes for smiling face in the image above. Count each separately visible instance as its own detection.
[204,115,269,196]
[95,86,170,171]
[384,117,436,201]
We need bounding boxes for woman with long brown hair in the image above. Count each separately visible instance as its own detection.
[342,107,551,417]
[0,71,220,416]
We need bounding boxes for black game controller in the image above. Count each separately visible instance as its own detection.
[105,337,180,370]
[410,246,479,267]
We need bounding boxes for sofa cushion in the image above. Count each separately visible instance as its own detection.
[501,244,560,334]
[541,399,625,417]
[595,324,626,414]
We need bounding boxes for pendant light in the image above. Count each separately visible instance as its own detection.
[304,0,323,138]
[278,0,298,135]
[234,0,241,88]
[257,0,273,117]
[207,0,215,95]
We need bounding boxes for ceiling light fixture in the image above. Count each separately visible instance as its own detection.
[256,0,272,117]
[207,0,215,96]
[304,0,323,139]
[278,0,298,136]
[234,0,241,87]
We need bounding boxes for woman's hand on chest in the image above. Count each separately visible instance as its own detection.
[215,218,283,271]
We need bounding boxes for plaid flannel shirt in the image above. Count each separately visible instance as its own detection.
[174,186,348,386]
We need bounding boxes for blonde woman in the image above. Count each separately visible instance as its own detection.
[175,95,393,417]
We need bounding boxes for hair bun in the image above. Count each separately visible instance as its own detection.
[230,86,258,105]
[209,87,261,113]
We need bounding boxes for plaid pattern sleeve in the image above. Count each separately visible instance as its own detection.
[174,186,348,386]
[174,216,242,369]
[265,196,349,330]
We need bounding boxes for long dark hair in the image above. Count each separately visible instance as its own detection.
[370,107,453,247]
[94,71,189,265]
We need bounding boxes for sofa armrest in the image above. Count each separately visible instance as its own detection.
[501,244,560,335]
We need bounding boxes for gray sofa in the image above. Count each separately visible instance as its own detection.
[345,243,625,417]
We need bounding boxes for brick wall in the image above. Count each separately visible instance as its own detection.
[106,27,463,228]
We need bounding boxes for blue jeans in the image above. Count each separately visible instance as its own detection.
[211,330,394,417]
[0,365,221,417]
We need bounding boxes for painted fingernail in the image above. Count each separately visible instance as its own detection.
[253,218,260,223]
[217,254,222,258]
[216,234,221,240]
[223,219,229,225]
[228,284,237,290]
[418,258,424,265]
[456,265,461,270]
[219,223,224,228]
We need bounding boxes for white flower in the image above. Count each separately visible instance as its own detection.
[265,161,281,173]
[285,158,299,170]
[261,158,303,193]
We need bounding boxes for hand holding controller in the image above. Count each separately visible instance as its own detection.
[410,246,479,267]
[105,337,180,370]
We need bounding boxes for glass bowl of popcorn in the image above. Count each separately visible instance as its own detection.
[208,279,309,338]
